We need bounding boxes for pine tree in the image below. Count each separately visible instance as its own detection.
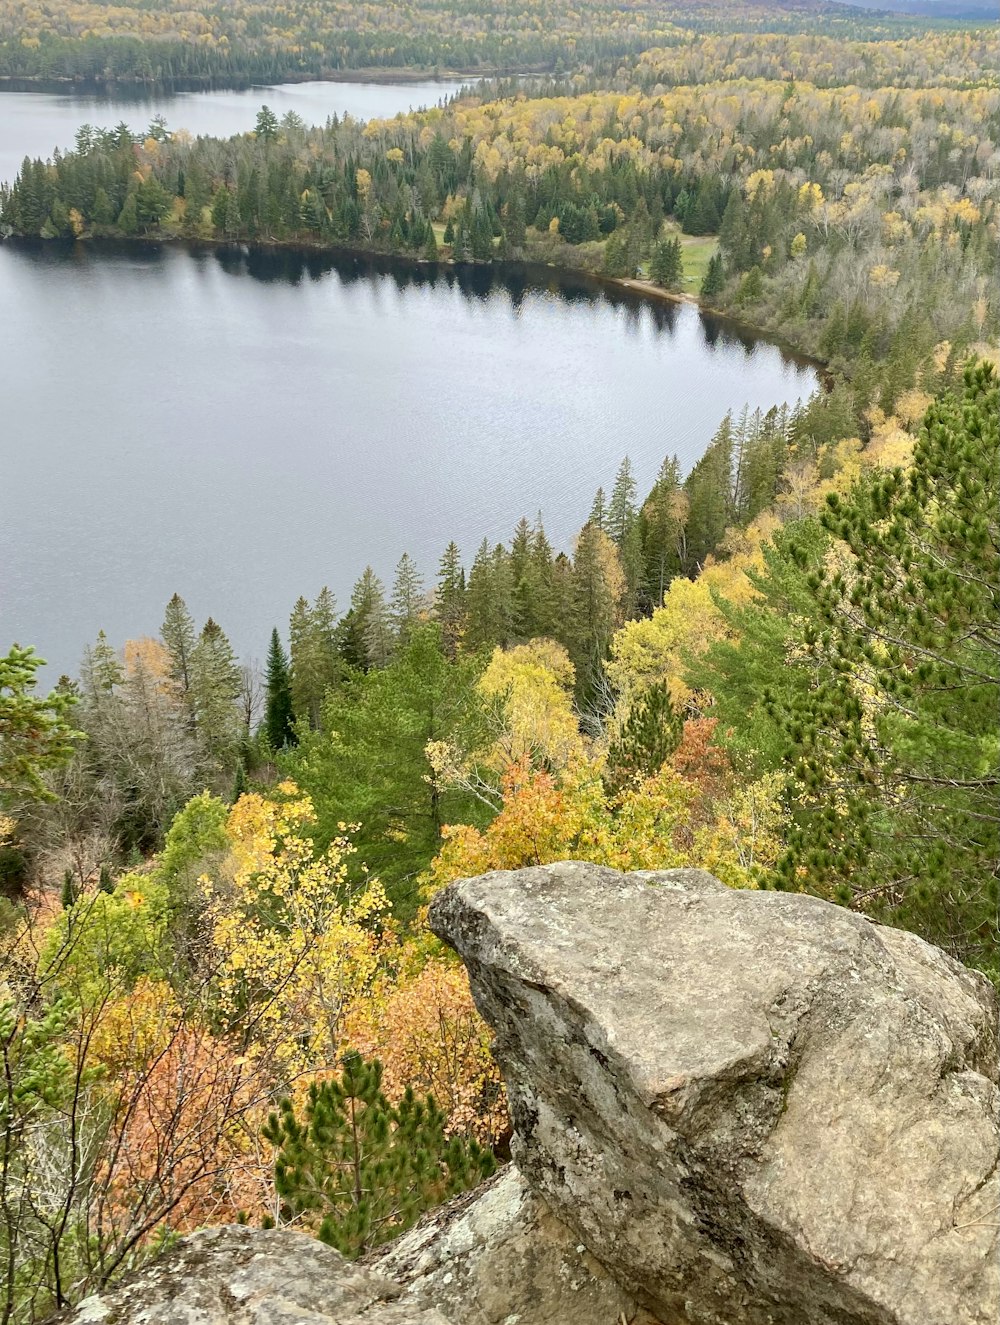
[772,362,1000,975]
[264,628,295,750]
[263,1052,495,1258]
[605,682,684,794]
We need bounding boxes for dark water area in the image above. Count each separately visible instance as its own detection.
[0,239,818,680]
[0,78,473,187]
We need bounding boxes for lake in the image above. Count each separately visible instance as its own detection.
[0,78,474,188]
[0,239,817,679]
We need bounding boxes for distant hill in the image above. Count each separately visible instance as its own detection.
[837,0,996,17]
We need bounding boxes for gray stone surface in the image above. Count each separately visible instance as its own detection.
[65,1225,452,1325]
[430,861,1000,1325]
[371,1164,658,1325]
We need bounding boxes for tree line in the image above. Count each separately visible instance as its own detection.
[4,55,995,374]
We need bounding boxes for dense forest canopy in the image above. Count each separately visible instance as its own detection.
[0,0,998,1317]
[3,23,998,366]
[0,0,984,84]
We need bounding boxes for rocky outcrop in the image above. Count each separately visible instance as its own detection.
[430,862,1000,1325]
[64,862,999,1325]
[66,1225,452,1323]
[370,1164,657,1325]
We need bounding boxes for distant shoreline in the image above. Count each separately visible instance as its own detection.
[0,230,826,375]
[0,69,500,96]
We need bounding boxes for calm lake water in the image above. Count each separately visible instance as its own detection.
[0,78,474,187]
[0,240,817,679]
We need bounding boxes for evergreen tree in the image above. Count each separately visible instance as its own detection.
[263,1051,495,1258]
[61,867,77,910]
[290,626,489,909]
[607,457,638,548]
[509,516,543,640]
[390,553,424,645]
[264,628,295,750]
[342,568,393,670]
[255,105,280,143]
[189,618,242,774]
[640,455,684,606]
[160,593,196,698]
[588,487,607,532]
[683,415,734,569]
[700,252,725,299]
[358,570,393,669]
[772,362,999,974]
[568,524,625,693]
[434,542,467,659]
[649,236,683,289]
[605,682,684,794]
[465,539,500,652]
[290,589,340,729]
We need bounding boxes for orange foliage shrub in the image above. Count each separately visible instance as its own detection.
[344,954,507,1148]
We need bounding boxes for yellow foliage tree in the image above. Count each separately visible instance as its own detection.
[478,639,585,771]
[203,783,392,1078]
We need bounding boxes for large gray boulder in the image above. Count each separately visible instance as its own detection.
[66,1225,452,1324]
[371,1164,657,1325]
[430,862,1000,1325]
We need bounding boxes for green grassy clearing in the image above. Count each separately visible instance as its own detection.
[679,235,718,292]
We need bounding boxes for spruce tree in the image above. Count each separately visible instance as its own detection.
[464,538,499,651]
[568,524,625,692]
[649,236,683,289]
[390,554,424,645]
[264,628,295,750]
[358,570,394,669]
[289,589,340,729]
[435,542,467,658]
[607,457,638,548]
[263,1052,495,1258]
[640,455,684,606]
[189,618,242,774]
[683,415,734,569]
[161,593,197,697]
[700,251,725,299]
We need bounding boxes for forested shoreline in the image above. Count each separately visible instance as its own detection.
[1,2,998,1316]
[4,17,997,370]
[0,0,964,88]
